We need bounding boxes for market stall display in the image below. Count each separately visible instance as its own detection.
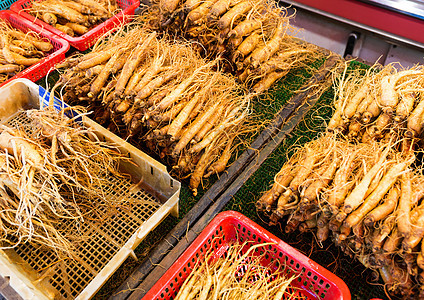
[2,0,421,297]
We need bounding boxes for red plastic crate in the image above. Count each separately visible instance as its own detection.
[144,211,351,300]
[11,0,139,51]
[0,10,69,88]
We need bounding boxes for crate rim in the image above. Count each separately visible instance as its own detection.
[10,0,140,51]
[143,210,351,300]
[0,10,69,88]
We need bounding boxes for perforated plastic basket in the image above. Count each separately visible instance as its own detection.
[0,0,17,10]
[144,211,351,300]
[11,0,139,51]
[0,10,69,87]
[0,79,181,300]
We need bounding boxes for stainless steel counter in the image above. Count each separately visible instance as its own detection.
[359,0,424,20]
[282,1,424,68]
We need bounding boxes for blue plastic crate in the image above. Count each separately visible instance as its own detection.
[38,84,81,121]
[0,1,17,10]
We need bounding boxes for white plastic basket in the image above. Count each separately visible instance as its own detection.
[0,79,181,300]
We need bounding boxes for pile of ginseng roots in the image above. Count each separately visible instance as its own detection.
[25,0,120,37]
[256,64,424,298]
[0,19,53,83]
[54,26,251,196]
[0,106,130,254]
[328,63,424,150]
[141,0,321,93]
[174,241,298,299]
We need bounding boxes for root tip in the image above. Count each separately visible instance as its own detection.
[269,213,280,226]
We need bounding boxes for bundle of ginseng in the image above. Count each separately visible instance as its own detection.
[256,133,424,298]
[141,0,320,92]
[328,63,424,150]
[0,19,53,83]
[0,106,129,254]
[174,242,298,299]
[26,0,120,36]
[54,26,251,195]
